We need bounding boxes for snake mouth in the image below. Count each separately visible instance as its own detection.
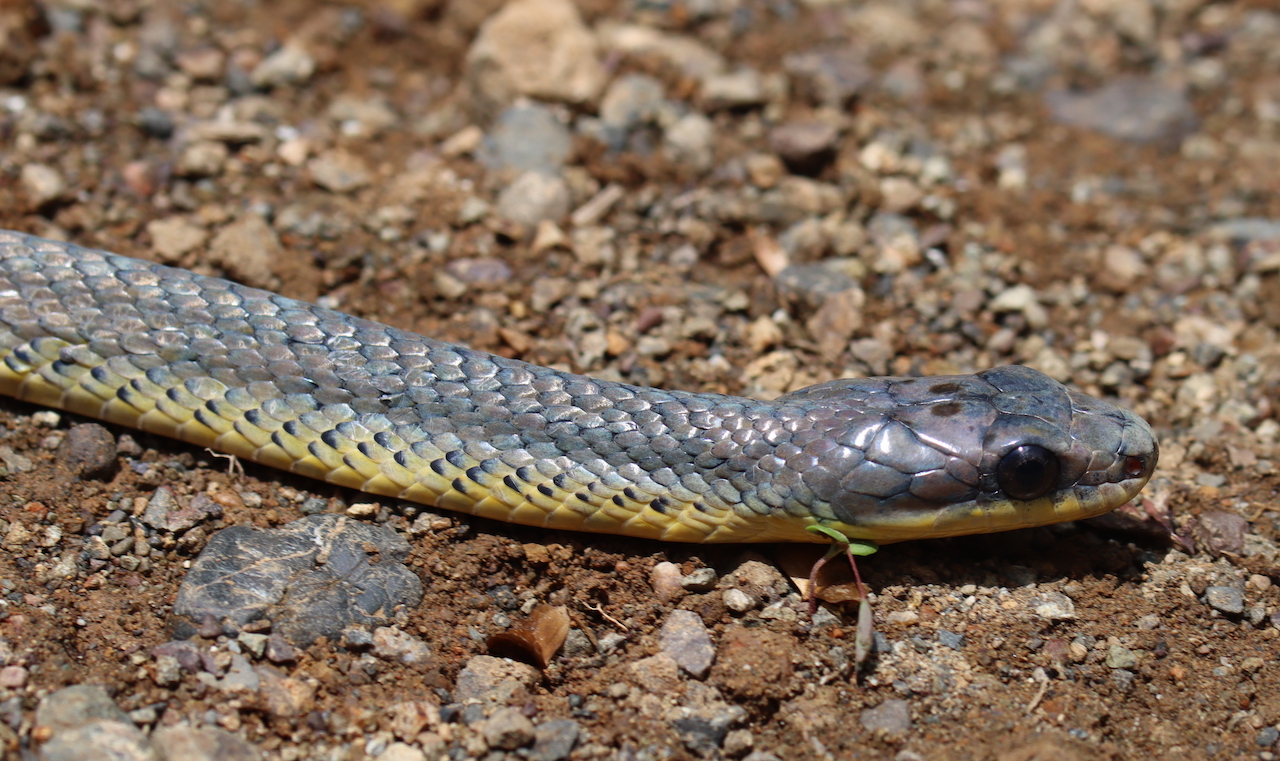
[817,412,1160,546]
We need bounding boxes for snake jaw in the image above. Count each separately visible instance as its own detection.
[760,367,1159,544]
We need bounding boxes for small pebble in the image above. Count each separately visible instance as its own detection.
[1257,727,1279,747]
[658,610,715,679]
[56,423,118,480]
[1029,592,1076,621]
[21,163,67,208]
[723,588,757,613]
[936,630,965,651]
[650,561,685,602]
[859,699,912,738]
[482,707,536,751]
[1204,586,1245,615]
[1105,645,1138,670]
[681,568,718,593]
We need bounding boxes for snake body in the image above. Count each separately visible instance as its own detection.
[0,230,1157,543]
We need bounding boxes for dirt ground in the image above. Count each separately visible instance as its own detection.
[1,0,1279,759]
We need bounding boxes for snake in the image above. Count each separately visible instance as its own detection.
[0,229,1157,544]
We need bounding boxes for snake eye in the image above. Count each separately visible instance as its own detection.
[997,445,1060,501]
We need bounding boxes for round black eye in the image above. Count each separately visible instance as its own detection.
[996,445,1060,501]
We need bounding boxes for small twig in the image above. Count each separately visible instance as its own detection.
[582,601,628,632]
[1025,668,1050,714]
[205,448,244,479]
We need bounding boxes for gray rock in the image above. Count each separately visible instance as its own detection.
[859,698,912,737]
[250,43,315,89]
[36,684,130,733]
[465,0,606,118]
[596,23,725,80]
[673,716,729,756]
[378,743,426,761]
[56,423,117,480]
[444,257,513,288]
[680,568,719,593]
[171,514,424,646]
[21,163,68,209]
[1105,645,1137,670]
[1204,586,1245,615]
[38,720,154,761]
[151,725,261,761]
[783,46,872,106]
[702,68,765,109]
[1257,727,1280,747]
[453,655,540,704]
[1209,217,1280,243]
[529,719,580,761]
[769,121,840,175]
[1191,511,1249,556]
[209,214,281,290]
[1111,668,1137,692]
[483,707,536,750]
[238,632,267,658]
[496,171,571,226]
[722,588,757,613]
[663,113,716,173]
[775,264,858,313]
[35,685,153,761]
[254,665,315,719]
[1029,591,1076,621]
[146,217,207,261]
[1045,76,1198,143]
[723,559,790,602]
[219,653,259,693]
[176,141,229,177]
[479,103,572,175]
[152,654,182,687]
[599,73,668,132]
[151,640,202,673]
[309,150,373,194]
[371,626,431,665]
[650,561,686,602]
[265,634,298,664]
[140,488,222,533]
[657,610,715,679]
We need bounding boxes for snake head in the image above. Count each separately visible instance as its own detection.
[765,365,1158,543]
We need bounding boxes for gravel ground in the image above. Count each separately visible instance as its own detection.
[1,0,1279,759]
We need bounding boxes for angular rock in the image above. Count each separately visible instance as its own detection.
[465,0,606,118]
[171,514,424,646]
[657,610,715,679]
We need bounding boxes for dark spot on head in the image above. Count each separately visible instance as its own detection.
[931,401,963,417]
[930,382,962,395]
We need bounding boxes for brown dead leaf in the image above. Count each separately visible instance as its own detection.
[486,604,570,668]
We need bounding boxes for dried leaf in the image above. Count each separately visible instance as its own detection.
[776,545,863,605]
[752,231,789,276]
[487,604,570,668]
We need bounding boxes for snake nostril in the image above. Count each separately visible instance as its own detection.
[1124,455,1148,478]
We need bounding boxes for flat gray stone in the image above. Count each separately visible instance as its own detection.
[657,610,715,679]
[171,514,423,646]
